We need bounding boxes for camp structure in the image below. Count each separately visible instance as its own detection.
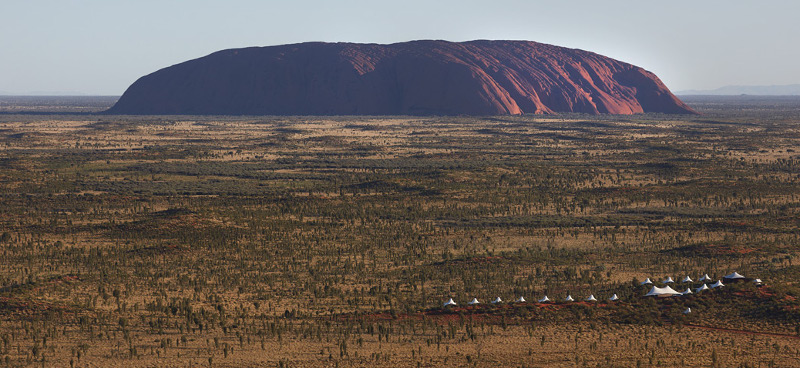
[695,284,710,293]
[753,278,763,285]
[681,276,693,283]
[443,298,457,307]
[681,288,692,295]
[609,294,619,301]
[723,272,746,282]
[468,298,480,305]
[641,278,653,285]
[491,297,502,304]
[538,296,550,303]
[564,295,575,302]
[663,276,674,284]
[683,307,692,314]
[699,274,711,282]
[710,280,725,288]
[515,296,526,303]
[644,285,682,297]
[585,294,597,302]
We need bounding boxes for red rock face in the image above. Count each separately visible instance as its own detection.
[108,40,695,115]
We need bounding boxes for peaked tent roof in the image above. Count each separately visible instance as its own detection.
[586,295,597,302]
[710,280,725,288]
[491,297,502,304]
[644,285,682,297]
[682,276,693,283]
[515,296,526,303]
[683,307,691,314]
[723,272,745,280]
[663,277,674,283]
[538,296,550,303]
[468,298,480,305]
[699,274,711,281]
[753,278,763,284]
[681,288,692,295]
[444,298,457,307]
[641,278,653,285]
[695,284,710,293]
[564,295,575,302]
[609,294,619,301]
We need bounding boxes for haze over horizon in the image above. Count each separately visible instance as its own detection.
[2,0,799,96]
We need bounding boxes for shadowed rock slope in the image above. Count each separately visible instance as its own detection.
[109,40,695,115]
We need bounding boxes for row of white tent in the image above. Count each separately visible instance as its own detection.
[442,271,762,308]
[642,272,762,297]
[443,296,694,315]
[443,293,618,307]
[640,272,761,285]
[644,282,719,297]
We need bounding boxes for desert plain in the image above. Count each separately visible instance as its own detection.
[0,96,798,367]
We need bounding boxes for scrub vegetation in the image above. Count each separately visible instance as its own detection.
[0,96,799,367]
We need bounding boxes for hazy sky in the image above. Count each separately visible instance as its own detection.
[2,0,799,95]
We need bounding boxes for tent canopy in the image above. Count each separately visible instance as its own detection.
[644,285,681,297]
[723,272,745,280]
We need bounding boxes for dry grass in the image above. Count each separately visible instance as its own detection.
[0,101,800,366]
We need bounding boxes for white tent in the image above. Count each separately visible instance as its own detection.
[491,297,502,304]
[723,272,745,280]
[695,284,710,293]
[644,285,682,297]
[699,274,711,282]
[468,298,480,305]
[710,280,724,288]
[682,276,693,283]
[663,276,674,284]
[515,296,526,303]
[683,307,691,314]
[585,294,597,302]
[564,295,575,302]
[681,288,692,295]
[609,294,619,301]
[753,278,763,285]
[641,278,653,285]
[443,298,457,307]
[538,296,550,303]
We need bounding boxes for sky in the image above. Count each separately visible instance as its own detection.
[1,0,799,95]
